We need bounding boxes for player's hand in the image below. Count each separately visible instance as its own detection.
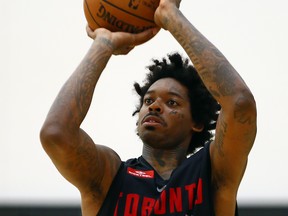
[154,0,181,29]
[86,26,160,55]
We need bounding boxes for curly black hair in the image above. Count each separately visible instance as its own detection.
[133,52,221,154]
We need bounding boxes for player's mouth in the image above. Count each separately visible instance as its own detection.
[141,114,166,127]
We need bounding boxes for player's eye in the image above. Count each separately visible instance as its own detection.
[167,100,178,106]
[144,98,154,105]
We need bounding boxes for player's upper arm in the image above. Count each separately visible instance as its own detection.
[40,125,121,197]
[210,89,257,191]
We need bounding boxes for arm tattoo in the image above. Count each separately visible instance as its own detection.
[215,117,227,157]
[69,49,111,126]
[234,93,256,125]
[168,15,239,100]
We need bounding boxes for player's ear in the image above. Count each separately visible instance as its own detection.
[191,123,204,132]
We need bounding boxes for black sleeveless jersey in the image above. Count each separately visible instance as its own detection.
[97,142,239,215]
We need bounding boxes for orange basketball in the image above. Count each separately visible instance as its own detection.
[84,0,159,33]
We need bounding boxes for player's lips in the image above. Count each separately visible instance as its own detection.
[141,114,166,126]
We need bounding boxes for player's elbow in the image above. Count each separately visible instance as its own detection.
[233,89,257,123]
[40,122,66,150]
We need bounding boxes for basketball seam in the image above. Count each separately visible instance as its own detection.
[102,0,155,23]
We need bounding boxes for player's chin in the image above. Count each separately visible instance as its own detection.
[144,125,157,131]
[137,123,165,139]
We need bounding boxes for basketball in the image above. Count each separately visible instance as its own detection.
[84,0,159,33]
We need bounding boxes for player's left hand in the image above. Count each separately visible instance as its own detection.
[86,25,160,55]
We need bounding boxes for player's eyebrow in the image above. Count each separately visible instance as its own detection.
[145,90,186,100]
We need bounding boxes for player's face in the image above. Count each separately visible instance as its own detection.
[137,78,196,150]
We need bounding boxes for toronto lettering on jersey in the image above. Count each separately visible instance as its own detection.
[113,178,203,215]
[96,3,154,33]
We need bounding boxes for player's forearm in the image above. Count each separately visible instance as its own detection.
[43,39,113,131]
[161,5,253,107]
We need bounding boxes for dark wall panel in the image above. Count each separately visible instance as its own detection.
[0,205,288,216]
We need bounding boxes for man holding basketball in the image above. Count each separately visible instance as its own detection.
[40,0,257,215]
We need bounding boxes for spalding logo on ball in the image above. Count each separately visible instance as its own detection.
[84,0,159,33]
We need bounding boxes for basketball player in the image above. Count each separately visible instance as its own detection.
[40,0,257,215]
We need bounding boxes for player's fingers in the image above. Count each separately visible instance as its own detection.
[113,46,135,55]
[86,25,96,39]
[132,27,160,46]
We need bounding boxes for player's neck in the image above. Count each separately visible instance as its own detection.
[141,145,187,180]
